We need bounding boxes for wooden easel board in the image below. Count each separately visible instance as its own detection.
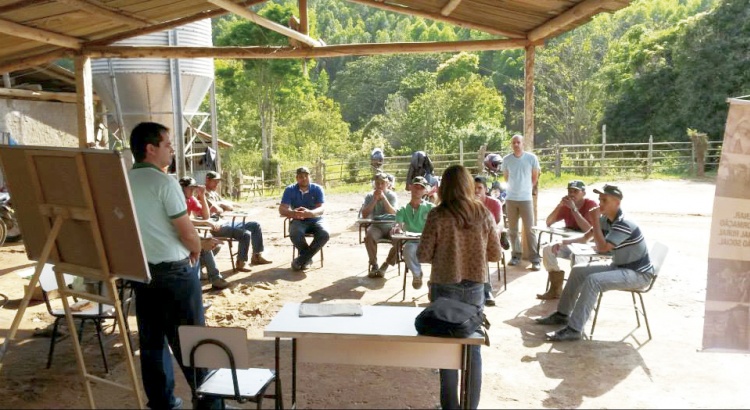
[0,145,150,283]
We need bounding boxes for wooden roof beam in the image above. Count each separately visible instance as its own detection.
[0,87,99,103]
[53,0,154,27]
[0,17,83,49]
[85,0,266,47]
[209,0,321,47]
[440,0,463,16]
[528,0,619,42]
[0,49,73,74]
[84,38,528,59]
[345,0,526,39]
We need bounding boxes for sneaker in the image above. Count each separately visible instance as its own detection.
[531,262,541,271]
[291,259,303,271]
[368,263,379,278]
[171,397,183,409]
[251,253,273,265]
[535,311,569,325]
[508,256,520,266]
[412,276,423,289]
[210,277,231,290]
[235,260,252,272]
[547,326,582,341]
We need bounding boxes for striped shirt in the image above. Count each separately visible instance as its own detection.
[601,209,654,274]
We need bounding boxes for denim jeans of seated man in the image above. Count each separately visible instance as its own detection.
[214,220,264,262]
[428,280,485,410]
[132,260,220,409]
[288,219,330,265]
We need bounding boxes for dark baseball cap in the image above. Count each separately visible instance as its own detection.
[411,176,430,188]
[567,180,586,191]
[374,172,388,181]
[593,184,623,199]
[206,171,221,180]
[179,176,197,188]
[296,166,310,175]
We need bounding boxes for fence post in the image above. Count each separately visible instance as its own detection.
[478,143,487,173]
[600,124,606,176]
[276,163,282,189]
[647,135,653,178]
[459,139,464,166]
[691,142,696,176]
[555,144,561,178]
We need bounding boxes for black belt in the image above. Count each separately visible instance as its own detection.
[148,258,190,270]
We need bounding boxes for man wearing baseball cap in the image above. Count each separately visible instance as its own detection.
[537,180,598,300]
[535,184,654,341]
[203,171,273,271]
[360,172,399,277]
[279,166,330,271]
[381,176,434,287]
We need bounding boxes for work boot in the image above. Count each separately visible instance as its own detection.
[210,276,231,290]
[368,263,379,278]
[251,253,272,265]
[235,259,252,272]
[537,270,565,300]
[547,326,582,342]
[535,311,569,325]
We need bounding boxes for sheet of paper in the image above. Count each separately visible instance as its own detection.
[299,303,364,317]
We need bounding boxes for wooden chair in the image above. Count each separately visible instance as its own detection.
[39,265,131,373]
[178,325,280,410]
[283,217,324,267]
[589,242,668,340]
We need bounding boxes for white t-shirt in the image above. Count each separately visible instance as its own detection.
[128,163,190,264]
[501,152,540,201]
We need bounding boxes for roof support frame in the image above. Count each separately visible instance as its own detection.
[0,17,83,49]
[53,0,154,27]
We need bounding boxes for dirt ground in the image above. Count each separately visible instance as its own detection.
[1,177,749,409]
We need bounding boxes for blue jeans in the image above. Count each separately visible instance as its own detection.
[200,249,221,281]
[558,260,653,332]
[132,259,217,409]
[215,220,264,262]
[429,280,485,410]
[288,219,329,265]
[402,241,422,276]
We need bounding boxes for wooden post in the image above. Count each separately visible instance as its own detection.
[524,45,535,150]
[276,163,282,188]
[74,55,95,148]
[2,72,10,88]
[555,144,561,178]
[647,135,653,178]
[600,124,606,176]
[478,143,487,173]
[459,139,464,166]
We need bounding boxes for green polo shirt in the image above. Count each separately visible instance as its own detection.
[128,162,189,264]
[395,200,434,233]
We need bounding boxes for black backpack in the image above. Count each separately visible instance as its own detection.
[415,297,490,344]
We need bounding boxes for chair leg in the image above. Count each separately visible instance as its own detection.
[631,291,642,328]
[93,319,110,373]
[636,292,652,340]
[227,240,236,271]
[46,318,61,369]
[589,292,604,339]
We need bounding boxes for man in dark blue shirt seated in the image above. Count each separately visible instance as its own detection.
[278,167,330,271]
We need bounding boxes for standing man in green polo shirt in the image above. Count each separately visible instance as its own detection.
[382,176,434,288]
[128,122,217,409]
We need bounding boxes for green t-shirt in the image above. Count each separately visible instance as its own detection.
[395,200,434,233]
[128,163,189,264]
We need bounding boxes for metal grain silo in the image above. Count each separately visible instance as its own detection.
[92,19,214,175]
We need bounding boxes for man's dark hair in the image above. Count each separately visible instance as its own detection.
[130,122,168,163]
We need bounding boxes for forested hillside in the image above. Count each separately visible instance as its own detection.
[209,0,748,174]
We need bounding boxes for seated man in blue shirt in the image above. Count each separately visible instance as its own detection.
[278,167,330,271]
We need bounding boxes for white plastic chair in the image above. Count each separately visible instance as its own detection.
[589,242,669,340]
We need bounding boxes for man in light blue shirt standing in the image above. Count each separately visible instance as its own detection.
[502,134,542,271]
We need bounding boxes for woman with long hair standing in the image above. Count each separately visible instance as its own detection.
[418,165,502,409]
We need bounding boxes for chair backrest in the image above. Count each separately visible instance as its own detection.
[179,325,249,369]
[37,264,74,292]
[650,241,669,276]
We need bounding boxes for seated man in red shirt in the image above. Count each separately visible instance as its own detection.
[537,180,598,300]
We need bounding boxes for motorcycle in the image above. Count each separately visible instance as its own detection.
[0,191,21,245]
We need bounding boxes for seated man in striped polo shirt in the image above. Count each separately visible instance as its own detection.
[534,184,654,341]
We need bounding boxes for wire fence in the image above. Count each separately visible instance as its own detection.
[230,138,723,198]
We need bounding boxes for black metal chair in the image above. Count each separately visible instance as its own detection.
[179,325,280,410]
[283,217,324,267]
